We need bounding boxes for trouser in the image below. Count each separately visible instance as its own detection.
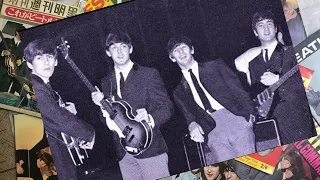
[119,152,170,180]
[205,108,255,164]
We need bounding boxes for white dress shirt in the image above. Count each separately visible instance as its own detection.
[262,40,278,62]
[114,60,134,98]
[14,37,21,46]
[235,40,278,85]
[113,61,155,128]
[182,61,224,111]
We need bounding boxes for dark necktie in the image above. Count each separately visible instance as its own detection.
[264,49,268,61]
[119,72,125,94]
[188,69,212,111]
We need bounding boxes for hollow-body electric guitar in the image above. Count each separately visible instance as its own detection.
[0,30,17,76]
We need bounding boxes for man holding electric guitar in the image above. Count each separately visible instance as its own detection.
[246,10,316,145]
[91,31,174,180]
[0,26,34,106]
[24,39,96,180]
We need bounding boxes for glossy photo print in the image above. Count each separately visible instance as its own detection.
[19,0,315,179]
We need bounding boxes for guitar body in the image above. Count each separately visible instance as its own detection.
[0,31,18,76]
[61,132,89,166]
[251,80,281,118]
[5,54,17,76]
[110,100,153,155]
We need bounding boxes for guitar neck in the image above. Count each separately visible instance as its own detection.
[64,56,114,115]
[268,65,299,92]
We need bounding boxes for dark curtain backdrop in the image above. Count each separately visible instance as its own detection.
[19,0,291,177]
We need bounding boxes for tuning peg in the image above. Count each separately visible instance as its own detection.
[56,45,59,49]
[65,40,68,43]
[67,45,70,48]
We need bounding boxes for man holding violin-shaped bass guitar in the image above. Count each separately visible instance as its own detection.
[91,31,174,180]
[0,26,34,106]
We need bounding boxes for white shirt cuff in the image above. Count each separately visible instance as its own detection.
[148,114,155,128]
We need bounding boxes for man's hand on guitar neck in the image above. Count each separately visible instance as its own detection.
[260,72,279,86]
[91,86,104,107]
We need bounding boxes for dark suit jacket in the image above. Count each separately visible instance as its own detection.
[173,59,255,136]
[0,38,25,92]
[100,63,173,160]
[249,44,316,144]
[31,74,95,180]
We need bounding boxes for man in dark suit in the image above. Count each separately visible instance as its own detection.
[248,10,316,145]
[24,39,96,180]
[0,26,25,91]
[0,26,34,106]
[91,31,173,180]
[167,35,256,164]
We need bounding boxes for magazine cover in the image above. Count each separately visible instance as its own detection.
[14,113,54,180]
[235,146,283,175]
[298,32,320,125]
[83,0,131,12]
[297,0,320,37]
[19,0,315,179]
[159,161,240,180]
[229,127,320,180]
[281,0,307,47]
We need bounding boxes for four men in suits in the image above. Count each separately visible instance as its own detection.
[21,10,315,179]
[91,32,174,180]
[167,35,256,164]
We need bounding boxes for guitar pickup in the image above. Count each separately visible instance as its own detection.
[125,146,138,153]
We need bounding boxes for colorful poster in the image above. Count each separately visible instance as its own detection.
[83,0,130,12]
[235,146,283,174]
[160,161,240,180]
[298,64,314,89]
[0,0,84,25]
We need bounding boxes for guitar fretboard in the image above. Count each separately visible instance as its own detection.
[268,65,299,92]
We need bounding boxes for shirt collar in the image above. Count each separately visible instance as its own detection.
[181,61,199,75]
[263,40,278,56]
[114,60,134,80]
[14,37,21,45]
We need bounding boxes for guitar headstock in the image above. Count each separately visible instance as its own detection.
[57,37,70,59]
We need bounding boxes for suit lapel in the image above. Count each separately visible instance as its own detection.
[178,76,195,104]
[198,62,217,99]
[121,63,139,100]
[269,44,283,63]
[107,71,119,100]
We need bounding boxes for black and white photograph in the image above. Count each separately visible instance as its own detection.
[18,0,316,179]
